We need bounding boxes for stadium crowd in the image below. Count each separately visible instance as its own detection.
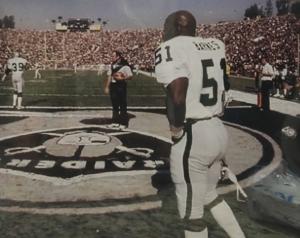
[0,14,298,77]
[198,14,298,77]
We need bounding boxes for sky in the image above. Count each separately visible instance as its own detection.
[0,0,269,30]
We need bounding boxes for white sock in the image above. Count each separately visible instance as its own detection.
[210,200,245,238]
[13,94,17,106]
[17,97,22,108]
[184,228,208,238]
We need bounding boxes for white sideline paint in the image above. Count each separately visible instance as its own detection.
[0,201,162,215]
[0,110,105,118]
[0,106,165,110]
[0,93,164,97]
[142,70,300,116]
[230,90,300,117]
[219,121,282,195]
[0,92,298,117]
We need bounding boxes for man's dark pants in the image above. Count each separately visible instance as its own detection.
[109,82,128,126]
[261,80,273,111]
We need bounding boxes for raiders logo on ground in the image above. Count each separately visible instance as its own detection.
[0,126,171,180]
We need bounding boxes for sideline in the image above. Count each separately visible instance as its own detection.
[141,70,300,117]
[231,90,300,117]
[0,201,162,215]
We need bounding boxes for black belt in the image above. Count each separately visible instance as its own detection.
[186,114,220,125]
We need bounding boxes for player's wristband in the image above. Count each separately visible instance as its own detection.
[1,75,6,82]
[170,125,185,143]
[5,68,11,75]
[220,159,228,180]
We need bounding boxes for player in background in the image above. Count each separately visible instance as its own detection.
[34,62,42,79]
[2,52,28,109]
[155,11,245,238]
[254,63,263,108]
[73,62,78,74]
[1,64,8,82]
[280,64,288,97]
[260,58,274,111]
[97,63,106,76]
[134,64,139,75]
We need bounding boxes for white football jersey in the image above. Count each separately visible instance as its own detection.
[108,65,133,82]
[261,63,274,81]
[118,65,133,78]
[7,57,27,79]
[155,36,226,119]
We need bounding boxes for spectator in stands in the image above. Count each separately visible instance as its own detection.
[283,69,298,99]
[0,14,297,84]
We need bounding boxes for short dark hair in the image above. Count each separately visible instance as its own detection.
[163,10,196,41]
[114,51,123,58]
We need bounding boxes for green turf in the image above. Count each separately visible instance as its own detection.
[0,191,298,238]
[1,71,299,237]
[0,70,165,107]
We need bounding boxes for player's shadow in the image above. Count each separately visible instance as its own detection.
[0,116,28,125]
[80,112,136,126]
[26,99,48,106]
[151,172,185,238]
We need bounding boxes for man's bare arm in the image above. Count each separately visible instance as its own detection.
[166,77,188,141]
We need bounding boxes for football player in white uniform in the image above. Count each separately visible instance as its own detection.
[34,62,42,79]
[73,62,78,74]
[155,11,245,238]
[2,52,28,109]
[97,63,106,76]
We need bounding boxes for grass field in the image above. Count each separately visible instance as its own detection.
[0,190,299,238]
[1,70,298,109]
[0,70,165,107]
[1,70,299,238]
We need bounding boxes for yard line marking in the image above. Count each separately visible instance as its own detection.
[41,131,131,137]
[0,111,106,118]
[226,105,252,108]
[0,201,162,215]
[0,106,165,110]
[0,93,165,97]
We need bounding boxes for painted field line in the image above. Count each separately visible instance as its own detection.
[0,105,249,110]
[0,106,165,110]
[0,93,164,97]
[226,105,252,109]
[0,201,162,215]
[218,121,283,195]
[231,90,300,116]
[0,111,103,118]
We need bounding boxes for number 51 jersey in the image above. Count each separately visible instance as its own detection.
[155,36,226,119]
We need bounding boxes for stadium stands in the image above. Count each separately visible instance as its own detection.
[0,14,297,76]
